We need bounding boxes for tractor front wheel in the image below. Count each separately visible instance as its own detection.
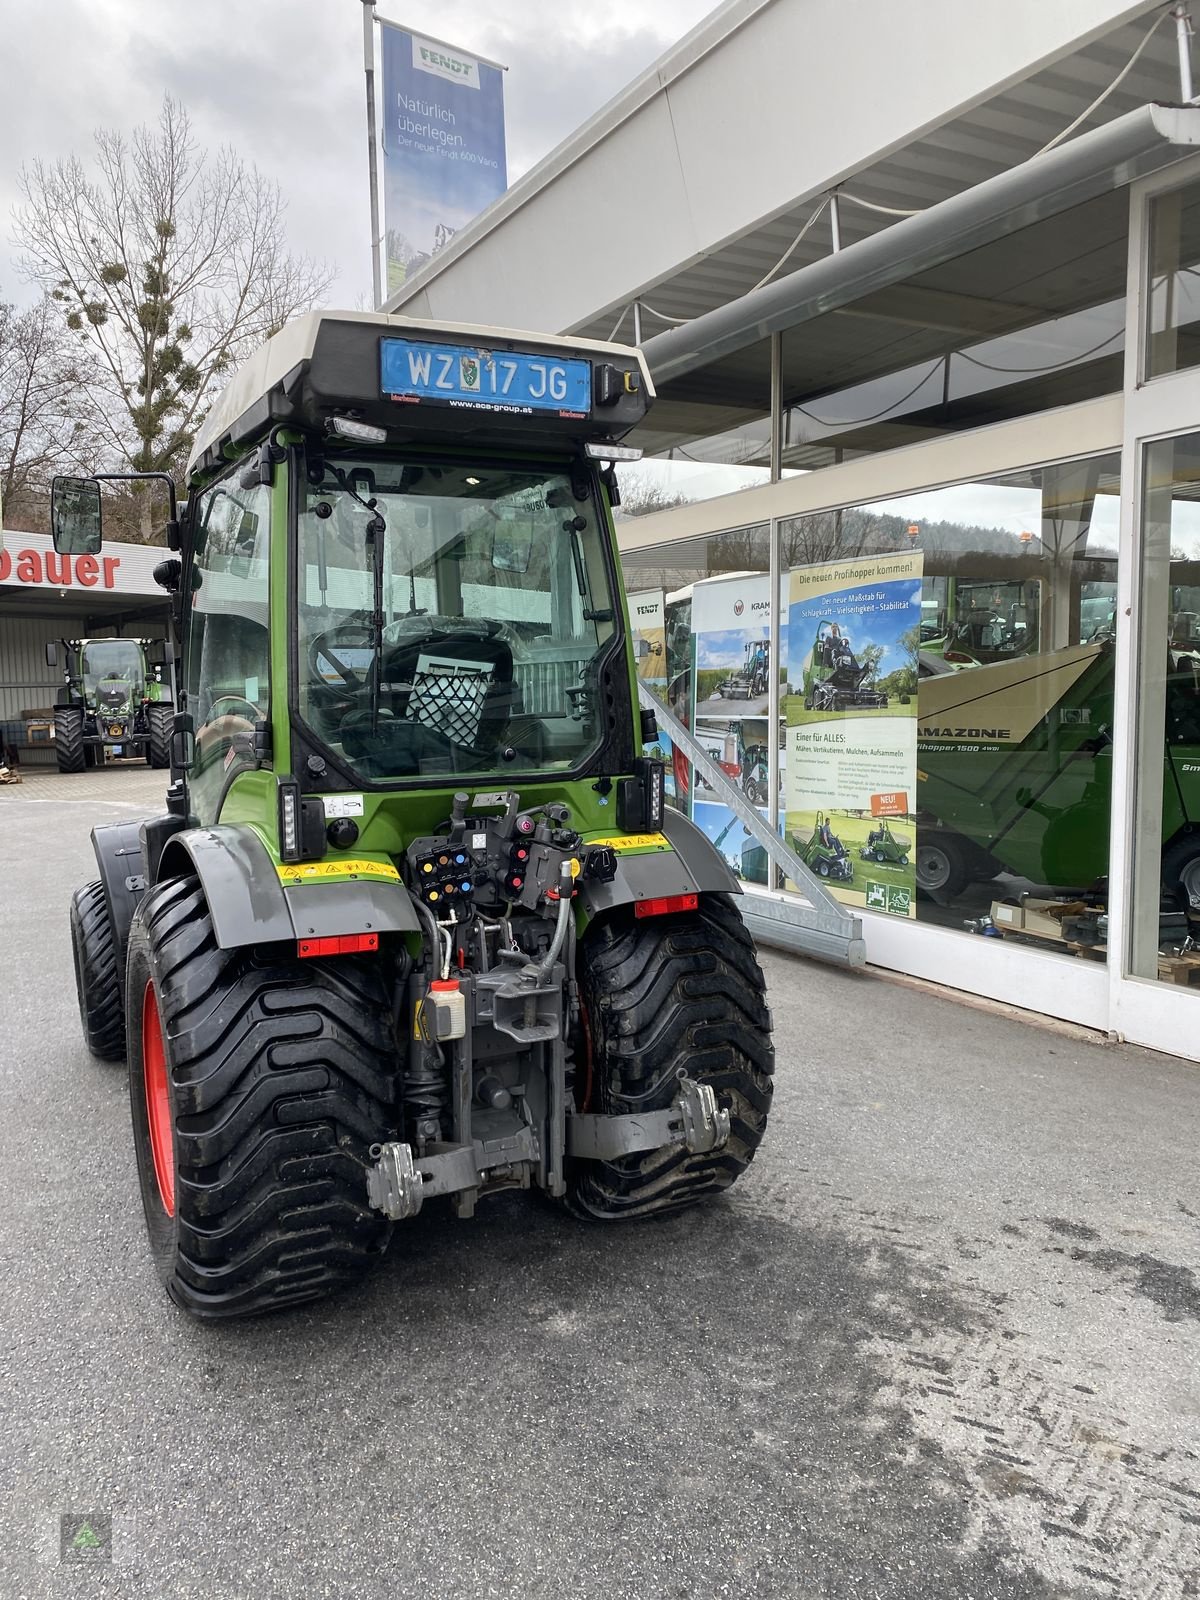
[567,894,773,1219]
[54,707,86,773]
[126,877,399,1318]
[70,881,125,1061]
[146,704,172,769]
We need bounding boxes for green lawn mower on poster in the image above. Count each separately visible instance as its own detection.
[795,812,854,882]
[860,816,911,867]
[50,311,775,1322]
[802,621,888,713]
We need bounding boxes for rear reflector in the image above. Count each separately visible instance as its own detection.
[633,892,699,919]
[297,933,379,959]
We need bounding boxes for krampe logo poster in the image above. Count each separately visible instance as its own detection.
[380,26,507,294]
[784,551,923,918]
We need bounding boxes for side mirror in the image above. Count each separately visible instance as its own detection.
[45,641,59,668]
[51,476,103,555]
[170,713,195,772]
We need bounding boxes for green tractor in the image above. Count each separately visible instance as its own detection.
[52,312,774,1320]
[48,637,173,773]
[859,815,911,866]
[795,812,854,882]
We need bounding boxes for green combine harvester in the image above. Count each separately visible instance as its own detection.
[48,636,172,772]
[916,639,1200,904]
[51,311,774,1320]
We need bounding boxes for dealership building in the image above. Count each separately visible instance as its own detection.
[0,530,168,756]
[384,0,1200,1061]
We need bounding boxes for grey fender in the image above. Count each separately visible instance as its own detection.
[576,806,739,921]
[155,824,420,950]
[91,821,151,974]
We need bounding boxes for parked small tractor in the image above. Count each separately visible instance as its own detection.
[48,637,172,773]
[801,621,887,713]
[51,311,774,1320]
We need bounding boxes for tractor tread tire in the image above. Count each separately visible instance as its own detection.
[54,707,86,774]
[126,877,399,1319]
[567,893,773,1221]
[70,880,126,1061]
[146,703,172,769]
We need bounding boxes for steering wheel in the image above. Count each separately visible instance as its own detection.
[207,694,261,724]
[308,622,373,692]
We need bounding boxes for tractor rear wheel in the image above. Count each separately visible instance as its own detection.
[126,877,399,1318]
[146,704,172,769]
[54,707,86,773]
[70,881,125,1061]
[567,893,773,1220]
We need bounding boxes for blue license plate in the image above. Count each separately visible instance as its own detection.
[380,338,592,416]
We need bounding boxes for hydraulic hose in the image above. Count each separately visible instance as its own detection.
[536,861,575,985]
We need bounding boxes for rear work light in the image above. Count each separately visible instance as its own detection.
[634,893,699,920]
[297,933,379,959]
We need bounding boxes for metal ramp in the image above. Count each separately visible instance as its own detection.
[641,683,866,969]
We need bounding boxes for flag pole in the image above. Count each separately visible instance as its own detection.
[362,0,384,309]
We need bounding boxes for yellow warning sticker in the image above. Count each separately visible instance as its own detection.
[276,857,400,885]
[586,834,671,852]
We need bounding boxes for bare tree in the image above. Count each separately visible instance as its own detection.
[14,97,330,539]
[613,472,695,521]
[0,292,106,532]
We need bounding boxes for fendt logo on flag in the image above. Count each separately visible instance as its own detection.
[413,35,481,89]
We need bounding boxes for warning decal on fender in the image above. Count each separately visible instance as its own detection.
[277,857,400,885]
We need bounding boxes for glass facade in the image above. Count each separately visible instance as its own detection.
[1131,431,1200,983]
[1145,178,1200,380]
[616,158,1200,1057]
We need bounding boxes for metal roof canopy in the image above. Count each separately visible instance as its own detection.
[639,104,1200,446]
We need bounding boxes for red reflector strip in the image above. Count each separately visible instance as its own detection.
[297,933,379,959]
[633,892,699,919]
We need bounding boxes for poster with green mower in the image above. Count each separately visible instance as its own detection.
[784,551,923,917]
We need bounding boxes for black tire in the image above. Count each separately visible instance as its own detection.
[54,706,86,773]
[125,877,399,1319]
[915,832,971,900]
[817,859,830,878]
[146,703,172,769]
[1163,833,1200,914]
[567,893,773,1220]
[70,881,126,1061]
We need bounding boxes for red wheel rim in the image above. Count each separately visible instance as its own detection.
[141,980,175,1217]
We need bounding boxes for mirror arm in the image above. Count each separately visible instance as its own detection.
[92,471,178,522]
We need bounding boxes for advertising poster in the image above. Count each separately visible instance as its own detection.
[379,25,507,294]
[628,587,682,808]
[784,551,923,917]
[690,574,776,882]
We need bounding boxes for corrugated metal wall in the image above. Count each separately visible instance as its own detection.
[0,616,65,722]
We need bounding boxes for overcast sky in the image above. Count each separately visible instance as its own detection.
[0,0,718,311]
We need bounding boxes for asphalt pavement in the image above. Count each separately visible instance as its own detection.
[0,767,1197,1600]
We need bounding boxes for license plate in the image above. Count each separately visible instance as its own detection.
[380,338,591,417]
